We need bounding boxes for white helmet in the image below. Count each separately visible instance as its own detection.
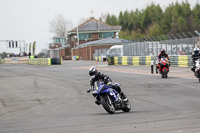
[193,48,199,55]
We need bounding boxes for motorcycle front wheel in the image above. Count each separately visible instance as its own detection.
[100,94,115,114]
[164,68,168,78]
[122,101,131,112]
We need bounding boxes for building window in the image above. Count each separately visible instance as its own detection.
[88,33,92,39]
[99,33,103,39]
[103,32,114,38]
[79,33,87,40]
[71,35,74,41]
[55,38,60,43]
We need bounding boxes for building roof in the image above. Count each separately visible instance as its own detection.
[72,37,124,49]
[70,18,121,33]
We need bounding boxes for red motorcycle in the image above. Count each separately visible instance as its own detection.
[159,58,170,78]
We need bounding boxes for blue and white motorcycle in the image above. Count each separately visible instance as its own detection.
[91,81,131,114]
[195,59,200,82]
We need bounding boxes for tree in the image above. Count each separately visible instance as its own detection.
[178,15,187,32]
[38,49,48,58]
[141,9,151,32]
[0,52,8,59]
[148,23,163,37]
[105,13,111,25]
[99,13,108,22]
[110,15,117,25]
[160,4,173,34]
[49,14,73,36]
[118,11,124,29]
[192,2,200,31]
[78,17,89,25]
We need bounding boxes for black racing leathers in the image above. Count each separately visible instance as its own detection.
[90,72,121,94]
[191,54,200,72]
[191,54,200,65]
[158,52,169,60]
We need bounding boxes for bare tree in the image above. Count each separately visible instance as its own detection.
[78,17,89,25]
[99,13,108,22]
[49,14,73,36]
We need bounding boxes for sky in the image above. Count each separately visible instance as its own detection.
[0,0,198,54]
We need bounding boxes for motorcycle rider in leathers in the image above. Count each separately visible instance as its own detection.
[157,49,170,73]
[191,48,200,76]
[87,66,128,104]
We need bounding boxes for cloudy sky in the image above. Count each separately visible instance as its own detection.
[0,0,198,54]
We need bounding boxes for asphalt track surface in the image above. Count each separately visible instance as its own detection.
[0,61,200,133]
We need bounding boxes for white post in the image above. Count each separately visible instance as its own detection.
[151,56,154,74]
[77,26,79,46]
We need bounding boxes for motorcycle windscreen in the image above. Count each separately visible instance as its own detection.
[94,81,101,91]
[99,85,107,93]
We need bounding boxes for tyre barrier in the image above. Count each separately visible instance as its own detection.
[51,57,62,65]
[100,55,192,67]
[28,58,51,65]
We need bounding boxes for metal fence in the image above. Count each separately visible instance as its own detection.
[123,35,200,56]
[93,48,109,59]
[48,49,59,58]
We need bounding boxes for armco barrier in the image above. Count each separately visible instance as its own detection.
[106,55,192,67]
[28,58,51,65]
[169,56,178,66]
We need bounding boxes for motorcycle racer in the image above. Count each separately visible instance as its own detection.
[158,49,170,72]
[191,48,200,76]
[87,66,128,103]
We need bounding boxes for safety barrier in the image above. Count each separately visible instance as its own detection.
[28,58,51,65]
[4,57,28,64]
[0,59,5,64]
[51,57,62,65]
[95,55,192,67]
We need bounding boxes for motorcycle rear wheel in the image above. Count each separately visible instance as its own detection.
[101,95,115,114]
